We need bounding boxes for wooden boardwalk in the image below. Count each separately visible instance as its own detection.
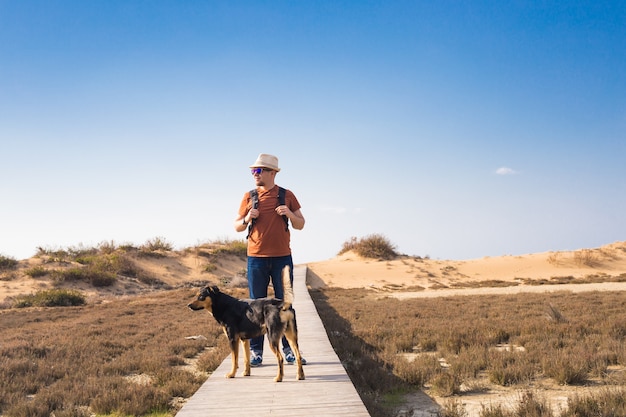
[176,265,371,417]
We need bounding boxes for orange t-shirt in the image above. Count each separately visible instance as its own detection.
[238,186,301,257]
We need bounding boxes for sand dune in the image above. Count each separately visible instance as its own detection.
[2,241,625,303]
[305,241,626,296]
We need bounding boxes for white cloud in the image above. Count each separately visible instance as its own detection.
[495,167,518,175]
[316,205,364,214]
[318,205,348,214]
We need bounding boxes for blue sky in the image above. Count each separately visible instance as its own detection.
[1,1,625,264]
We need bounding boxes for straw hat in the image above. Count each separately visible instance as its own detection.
[249,153,280,172]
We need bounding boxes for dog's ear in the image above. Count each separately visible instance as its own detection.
[198,287,210,301]
[198,286,220,301]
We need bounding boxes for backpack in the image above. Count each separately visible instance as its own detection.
[246,186,289,239]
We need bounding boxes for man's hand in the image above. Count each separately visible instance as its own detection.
[275,205,291,217]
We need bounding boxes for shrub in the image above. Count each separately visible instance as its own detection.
[24,266,48,278]
[50,267,117,287]
[195,239,248,259]
[430,372,462,397]
[480,404,508,417]
[141,236,173,252]
[480,391,553,417]
[488,351,535,386]
[89,271,117,287]
[562,387,626,417]
[393,354,440,387]
[545,303,568,323]
[514,391,553,417]
[450,345,490,379]
[0,254,18,270]
[440,398,468,417]
[90,380,169,416]
[573,249,600,267]
[542,350,589,385]
[211,239,248,257]
[36,247,71,263]
[196,344,229,372]
[97,240,118,254]
[338,234,398,260]
[13,289,86,308]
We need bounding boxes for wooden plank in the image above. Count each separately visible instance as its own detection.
[176,265,371,417]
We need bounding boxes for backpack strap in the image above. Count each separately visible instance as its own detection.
[246,189,259,239]
[246,187,289,239]
[277,186,289,232]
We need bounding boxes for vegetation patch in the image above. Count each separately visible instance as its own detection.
[13,289,86,308]
[0,254,18,270]
[24,266,48,278]
[3,238,625,417]
[339,234,398,260]
[138,236,174,258]
[50,266,116,287]
[0,287,231,416]
[310,288,626,417]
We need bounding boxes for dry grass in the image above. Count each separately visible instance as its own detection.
[547,249,604,268]
[573,249,601,267]
[310,288,626,417]
[0,286,241,417]
[2,237,625,417]
[0,238,252,416]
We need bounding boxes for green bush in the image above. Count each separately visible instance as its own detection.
[213,239,248,256]
[14,289,86,308]
[24,266,48,278]
[51,268,117,287]
[0,254,18,270]
[195,239,248,258]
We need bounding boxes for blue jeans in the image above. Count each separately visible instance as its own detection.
[247,255,294,355]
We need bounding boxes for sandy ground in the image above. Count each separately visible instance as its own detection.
[3,241,625,301]
[305,241,626,296]
[0,247,247,302]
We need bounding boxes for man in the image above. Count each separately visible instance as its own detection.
[234,153,306,366]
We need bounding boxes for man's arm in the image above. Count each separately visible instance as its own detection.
[234,207,258,232]
[234,214,248,233]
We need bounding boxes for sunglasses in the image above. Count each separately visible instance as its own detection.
[251,168,273,175]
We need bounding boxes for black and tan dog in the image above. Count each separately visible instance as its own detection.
[187,265,305,382]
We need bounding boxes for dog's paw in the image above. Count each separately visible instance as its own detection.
[225,372,236,378]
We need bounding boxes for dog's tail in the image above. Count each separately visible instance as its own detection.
[282,265,294,310]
